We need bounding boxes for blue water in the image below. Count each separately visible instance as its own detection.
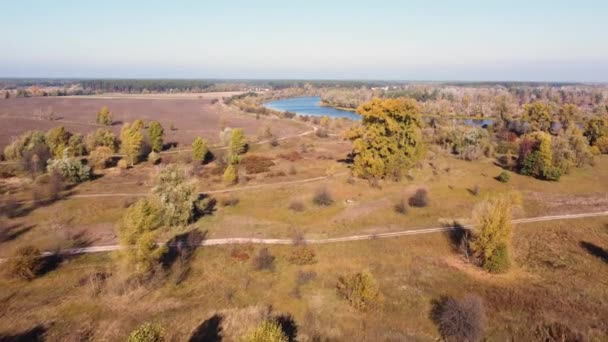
[264,96,361,120]
[264,96,495,127]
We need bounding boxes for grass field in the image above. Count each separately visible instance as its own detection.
[0,217,606,341]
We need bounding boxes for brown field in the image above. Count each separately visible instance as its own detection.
[0,95,308,150]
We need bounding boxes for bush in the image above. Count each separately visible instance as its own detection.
[47,155,91,183]
[541,165,562,182]
[253,248,275,271]
[8,246,43,280]
[336,272,380,310]
[90,146,114,169]
[278,151,302,161]
[435,294,486,342]
[312,187,333,206]
[241,155,275,174]
[408,188,429,207]
[243,320,288,342]
[394,198,408,214]
[497,171,510,183]
[315,128,328,138]
[223,164,238,185]
[127,323,164,342]
[288,200,305,212]
[288,246,316,265]
[220,194,239,207]
[484,243,511,273]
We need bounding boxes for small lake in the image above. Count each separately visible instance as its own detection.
[264,96,361,120]
[264,96,494,127]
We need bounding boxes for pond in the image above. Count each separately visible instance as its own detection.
[263,96,495,127]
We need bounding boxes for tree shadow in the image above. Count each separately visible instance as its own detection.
[444,221,472,257]
[0,224,34,243]
[37,255,63,277]
[276,314,298,342]
[162,230,207,284]
[111,120,123,126]
[196,194,217,217]
[580,241,608,263]
[0,325,47,342]
[188,314,223,342]
[429,295,449,326]
[163,141,178,150]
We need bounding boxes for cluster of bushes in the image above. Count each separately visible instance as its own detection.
[241,155,275,174]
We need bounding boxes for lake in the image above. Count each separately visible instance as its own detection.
[264,96,495,127]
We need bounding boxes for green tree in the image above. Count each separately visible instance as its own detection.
[471,193,516,273]
[148,121,164,152]
[117,198,166,274]
[96,106,113,126]
[120,122,144,166]
[523,102,552,132]
[346,98,424,178]
[46,126,72,158]
[192,137,209,162]
[223,164,238,185]
[243,320,288,342]
[151,164,199,226]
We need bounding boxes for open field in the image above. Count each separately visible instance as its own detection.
[0,94,308,150]
[0,216,606,341]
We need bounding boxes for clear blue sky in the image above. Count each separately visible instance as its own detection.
[1,0,607,81]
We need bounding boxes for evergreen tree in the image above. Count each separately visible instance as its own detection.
[223,164,238,184]
[229,128,247,156]
[192,137,208,162]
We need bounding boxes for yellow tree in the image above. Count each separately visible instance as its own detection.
[346,98,424,178]
[120,122,143,166]
[523,102,551,132]
[96,106,113,126]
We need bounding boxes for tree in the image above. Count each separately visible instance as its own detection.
[68,133,86,156]
[117,198,166,274]
[46,126,72,158]
[148,121,164,152]
[243,320,288,342]
[3,130,47,161]
[96,106,113,126]
[229,128,247,157]
[223,164,238,184]
[120,122,144,166]
[471,193,516,273]
[151,164,199,226]
[346,98,424,178]
[192,137,209,162]
[47,152,91,183]
[86,128,118,152]
[583,116,608,145]
[523,102,552,132]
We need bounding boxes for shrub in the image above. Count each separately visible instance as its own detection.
[253,248,275,271]
[269,136,279,147]
[312,187,333,206]
[278,151,302,161]
[394,198,408,214]
[435,294,486,342]
[243,320,288,342]
[484,243,511,273]
[8,246,43,280]
[90,146,114,169]
[127,323,164,342]
[337,272,381,310]
[47,155,91,183]
[241,155,275,174]
[288,246,316,265]
[541,165,562,182]
[315,128,328,138]
[220,194,239,207]
[288,200,305,212]
[408,188,429,207]
[497,171,510,183]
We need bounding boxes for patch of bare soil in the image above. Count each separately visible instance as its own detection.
[527,191,608,215]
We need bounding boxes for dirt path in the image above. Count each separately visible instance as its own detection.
[2,210,606,261]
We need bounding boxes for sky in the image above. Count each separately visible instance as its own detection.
[1,0,608,82]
